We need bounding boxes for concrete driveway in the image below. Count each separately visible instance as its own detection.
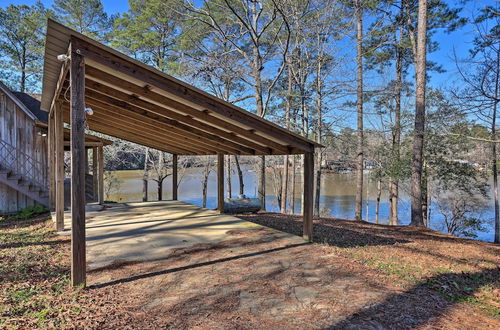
[59,200,303,270]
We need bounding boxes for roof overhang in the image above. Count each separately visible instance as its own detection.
[35,120,113,147]
[41,19,322,155]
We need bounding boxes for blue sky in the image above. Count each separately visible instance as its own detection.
[2,0,483,88]
[4,0,484,83]
[1,0,488,115]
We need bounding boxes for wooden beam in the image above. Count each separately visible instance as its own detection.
[63,141,105,147]
[75,40,315,152]
[97,145,104,205]
[172,154,178,201]
[217,153,224,213]
[84,95,240,154]
[84,82,257,155]
[84,148,89,174]
[48,51,69,117]
[70,41,86,287]
[86,117,201,155]
[81,99,219,154]
[48,111,55,210]
[60,106,202,155]
[85,66,289,154]
[92,147,98,201]
[303,151,314,241]
[55,102,65,232]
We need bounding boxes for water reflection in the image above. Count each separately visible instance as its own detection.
[106,169,495,242]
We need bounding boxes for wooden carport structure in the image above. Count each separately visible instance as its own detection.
[38,118,112,232]
[41,19,321,287]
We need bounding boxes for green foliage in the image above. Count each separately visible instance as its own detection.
[111,0,185,73]
[52,0,113,40]
[365,0,466,75]
[424,90,490,237]
[4,205,49,221]
[0,1,51,92]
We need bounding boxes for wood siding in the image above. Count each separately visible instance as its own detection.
[0,91,48,214]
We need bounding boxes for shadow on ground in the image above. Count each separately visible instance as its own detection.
[328,267,500,329]
[88,242,309,289]
[238,213,411,247]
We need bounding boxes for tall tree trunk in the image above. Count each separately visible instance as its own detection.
[226,155,232,198]
[157,179,163,201]
[422,162,428,227]
[250,4,266,211]
[290,155,296,214]
[281,62,292,214]
[493,47,499,243]
[410,0,428,227]
[314,33,323,216]
[390,5,404,225]
[234,155,244,196]
[253,60,265,210]
[355,0,364,221]
[142,148,149,202]
[202,174,208,208]
[202,159,210,208]
[20,46,26,93]
[376,179,381,224]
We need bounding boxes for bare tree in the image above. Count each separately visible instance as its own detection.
[148,150,171,201]
[195,156,215,208]
[233,155,245,196]
[184,0,290,210]
[453,6,499,242]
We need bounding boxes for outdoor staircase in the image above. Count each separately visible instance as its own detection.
[0,139,49,207]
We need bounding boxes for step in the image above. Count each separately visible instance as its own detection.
[7,174,22,181]
[0,173,49,207]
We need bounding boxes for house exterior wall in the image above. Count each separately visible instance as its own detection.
[0,91,48,214]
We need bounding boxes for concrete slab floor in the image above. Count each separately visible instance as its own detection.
[52,200,304,270]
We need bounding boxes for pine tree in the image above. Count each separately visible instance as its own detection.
[0,2,50,92]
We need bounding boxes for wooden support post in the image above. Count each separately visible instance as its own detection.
[48,111,55,210]
[303,151,314,241]
[70,43,86,287]
[84,148,89,174]
[92,147,98,201]
[172,154,178,200]
[55,102,65,232]
[97,145,104,205]
[217,153,224,213]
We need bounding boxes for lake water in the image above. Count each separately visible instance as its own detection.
[106,168,496,242]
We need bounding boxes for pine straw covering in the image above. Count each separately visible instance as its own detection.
[1,213,499,329]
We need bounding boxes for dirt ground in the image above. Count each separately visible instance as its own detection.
[1,213,499,329]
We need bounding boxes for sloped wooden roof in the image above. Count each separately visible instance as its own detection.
[41,19,321,155]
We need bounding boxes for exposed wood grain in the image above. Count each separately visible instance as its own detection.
[85,66,287,154]
[75,39,315,152]
[81,99,218,154]
[48,111,55,210]
[303,151,314,241]
[70,41,86,287]
[55,101,65,232]
[97,145,104,205]
[172,154,178,201]
[92,147,98,200]
[84,80,256,155]
[217,153,224,213]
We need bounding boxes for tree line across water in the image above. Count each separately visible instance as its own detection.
[0,0,498,242]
